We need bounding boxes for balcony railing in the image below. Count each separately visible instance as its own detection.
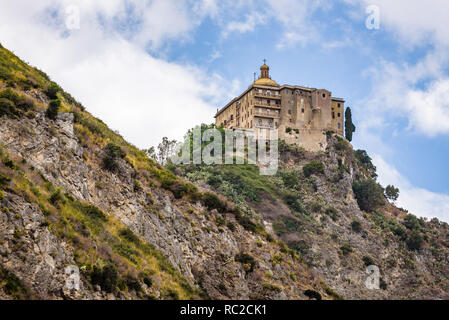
[253,102,281,109]
[254,124,278,129]
[253,111,280,118]
[254,93,281,99]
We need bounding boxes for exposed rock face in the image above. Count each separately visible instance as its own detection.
[0,111,323,299]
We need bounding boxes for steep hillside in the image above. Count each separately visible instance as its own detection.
[178,132,449,299]
[1,43,449,300]
[0,44,324,300]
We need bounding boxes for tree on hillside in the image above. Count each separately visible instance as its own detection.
[46,98,61,120]
[157,137,178,165]
[345,107,356,142]
[385,185,400,202]
[352,179,385,212]
[143,146,157,161]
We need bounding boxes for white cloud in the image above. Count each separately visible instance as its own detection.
[406,78,449,136]
[359,0,449,48]
[266,0,330,48]
[357,49,449,137]
[373,155,449,222]
[222,12,266,38]
[0,0,237,148]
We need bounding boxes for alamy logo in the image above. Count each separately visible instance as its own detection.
[365,265,380,290]
[365,5,380,30]
[65,265,80,291]
[65,5,80,30]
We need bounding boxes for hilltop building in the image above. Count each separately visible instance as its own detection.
[214,62,345,151]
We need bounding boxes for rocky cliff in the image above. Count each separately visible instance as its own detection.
[1,44,449,300]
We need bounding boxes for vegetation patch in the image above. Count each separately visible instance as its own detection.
[0,264,30,299]
[303,160,324,178]
[235,252,256,273]
[352,179,385,212]
[0,88,34,118]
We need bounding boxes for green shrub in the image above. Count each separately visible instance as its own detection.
[227,221,236,232]
[403,214,421,231]
[351,220,362,233]
[324,285,344,300]
[379,278,387,290]
[0,173,11,187]
[124,274,142,293]
[44,82,60,99]
[165,181,198,200]
[352,179,385,212]
[90,264,118,293]
[46,98,61,120]
[0,264,29,299]
[235,252,256,272]
[233,209,259,232]
[215,215,225,227]
[0,189,4,201]
[0,97,16,117]
[279,170,299,188]
[335,136,350,151]
[75,202,107,221]
[362,255,374,267]
[406,230,424,251]
[303,160,324,178]
[310,201,322,213]
[142,275,153,287]
[102,142,126,171]
[304,289,322,300]
[133,180,142,192]
[3,158,15,169]
[285,127,292,133]
[283,193,304,213]
[0,88,34,118]
[49,189,65,206]
[340,242,353,255]
[325,206,338,221]
[272,219,288,236]
[288,240,309,256]
[166,288,180,300]
[119,228,140,245]
[202,192,226,213]
[354,150,377,178]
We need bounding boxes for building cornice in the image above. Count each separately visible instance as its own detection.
[214,83,345,118]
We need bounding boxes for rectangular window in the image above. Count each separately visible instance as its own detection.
[332,112,335,119]
[338,113,341,117]
[301,108,304,113]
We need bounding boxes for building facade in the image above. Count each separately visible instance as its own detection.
[214,63,345,151]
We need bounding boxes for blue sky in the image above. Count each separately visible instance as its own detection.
[1,0,449,221]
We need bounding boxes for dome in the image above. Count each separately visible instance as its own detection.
[254,61,278,86]
[253,77,279,86]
